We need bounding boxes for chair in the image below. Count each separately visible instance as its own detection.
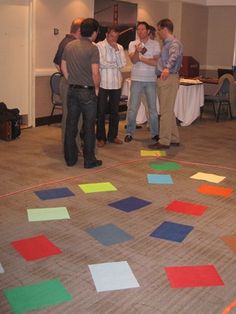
[119,95,128,112]
[201,73,233,122]
[49,71,63,124]
[217,68,233,78]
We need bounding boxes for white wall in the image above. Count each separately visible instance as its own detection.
[0,0,31,116]
[181,3,208,67]
[35,0,94,74]
[206,6,236,69]
[128,0,168,27]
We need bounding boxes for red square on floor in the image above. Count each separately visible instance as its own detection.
[166,200,208,216]
[11,235,61,261]
[165,265,224,288]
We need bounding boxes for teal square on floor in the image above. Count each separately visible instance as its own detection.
[147,174,173,184]
[4,278,72,313]
[86,224,133,246]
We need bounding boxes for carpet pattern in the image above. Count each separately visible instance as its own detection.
[0,119,236,313]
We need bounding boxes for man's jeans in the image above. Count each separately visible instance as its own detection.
[60,77,83,150]
[96,87,121,142]
[126,80,158,137]
[64,86,97,166]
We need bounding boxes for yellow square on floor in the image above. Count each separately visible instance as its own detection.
[140,150,166,157]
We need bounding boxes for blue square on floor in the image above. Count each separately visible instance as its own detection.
[34,187,75,200]
[108,196,152,212]
[86,224,133,246]
[147,174,173,184]
[150,221,193,243]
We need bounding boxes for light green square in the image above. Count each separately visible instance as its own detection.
[27,207,70,222]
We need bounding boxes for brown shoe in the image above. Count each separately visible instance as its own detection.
[110,137,123,144]
[148,142,170,149]
[97,140,105,148]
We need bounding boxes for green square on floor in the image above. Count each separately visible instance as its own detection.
[4,278,72,313]
[150,162,181,171]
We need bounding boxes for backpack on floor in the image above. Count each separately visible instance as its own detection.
[0,102,21,140]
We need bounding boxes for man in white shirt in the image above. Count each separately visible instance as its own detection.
[124,21,160,143]
[140,25,157,129]
[96,27,127,147]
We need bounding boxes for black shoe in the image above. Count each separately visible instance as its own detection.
[124,135,133,143]
[84,159,102,169]
[152,134,159,142]
[66,160,77,167]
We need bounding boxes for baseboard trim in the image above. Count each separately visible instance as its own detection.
[36,114,62,126]
[35,107,126,127]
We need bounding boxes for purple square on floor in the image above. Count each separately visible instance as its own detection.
[34,187,75,200]
[108,196,152,212]
[150,221,193,243]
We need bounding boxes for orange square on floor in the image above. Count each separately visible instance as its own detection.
[197,184,233,197]
[222,235,236,254]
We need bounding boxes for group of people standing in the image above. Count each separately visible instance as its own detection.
[53,17,183,169]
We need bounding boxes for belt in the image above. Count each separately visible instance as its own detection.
[157,72,179,79]
[69,84,94,90]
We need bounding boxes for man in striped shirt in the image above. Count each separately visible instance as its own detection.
[96,27,127,147]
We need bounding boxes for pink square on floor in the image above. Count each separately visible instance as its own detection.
[11,235,61,261]
[166,200,208,216]
[165,265,224,288]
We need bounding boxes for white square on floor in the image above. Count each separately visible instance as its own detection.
[89,261,140,292]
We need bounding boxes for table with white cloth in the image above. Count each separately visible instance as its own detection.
[121,78,204,126]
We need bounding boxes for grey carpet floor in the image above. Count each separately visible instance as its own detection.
[0,118,236,314]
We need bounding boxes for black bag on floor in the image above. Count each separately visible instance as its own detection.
[0,102,21,140]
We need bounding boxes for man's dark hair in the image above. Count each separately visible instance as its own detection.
[157,19,174,33]
[107,26,120,34]
[149,25,156,36]
[80,18,99,37]
[137,21,149,30]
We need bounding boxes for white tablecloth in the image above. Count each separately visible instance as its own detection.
[121,78,204,126]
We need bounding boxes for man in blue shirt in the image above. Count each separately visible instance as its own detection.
[53,18,84,153]
[148,19,183,149]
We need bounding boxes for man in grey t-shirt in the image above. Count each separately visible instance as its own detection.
[61,18,102,169]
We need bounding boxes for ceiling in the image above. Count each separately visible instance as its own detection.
[170,0,236,6]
